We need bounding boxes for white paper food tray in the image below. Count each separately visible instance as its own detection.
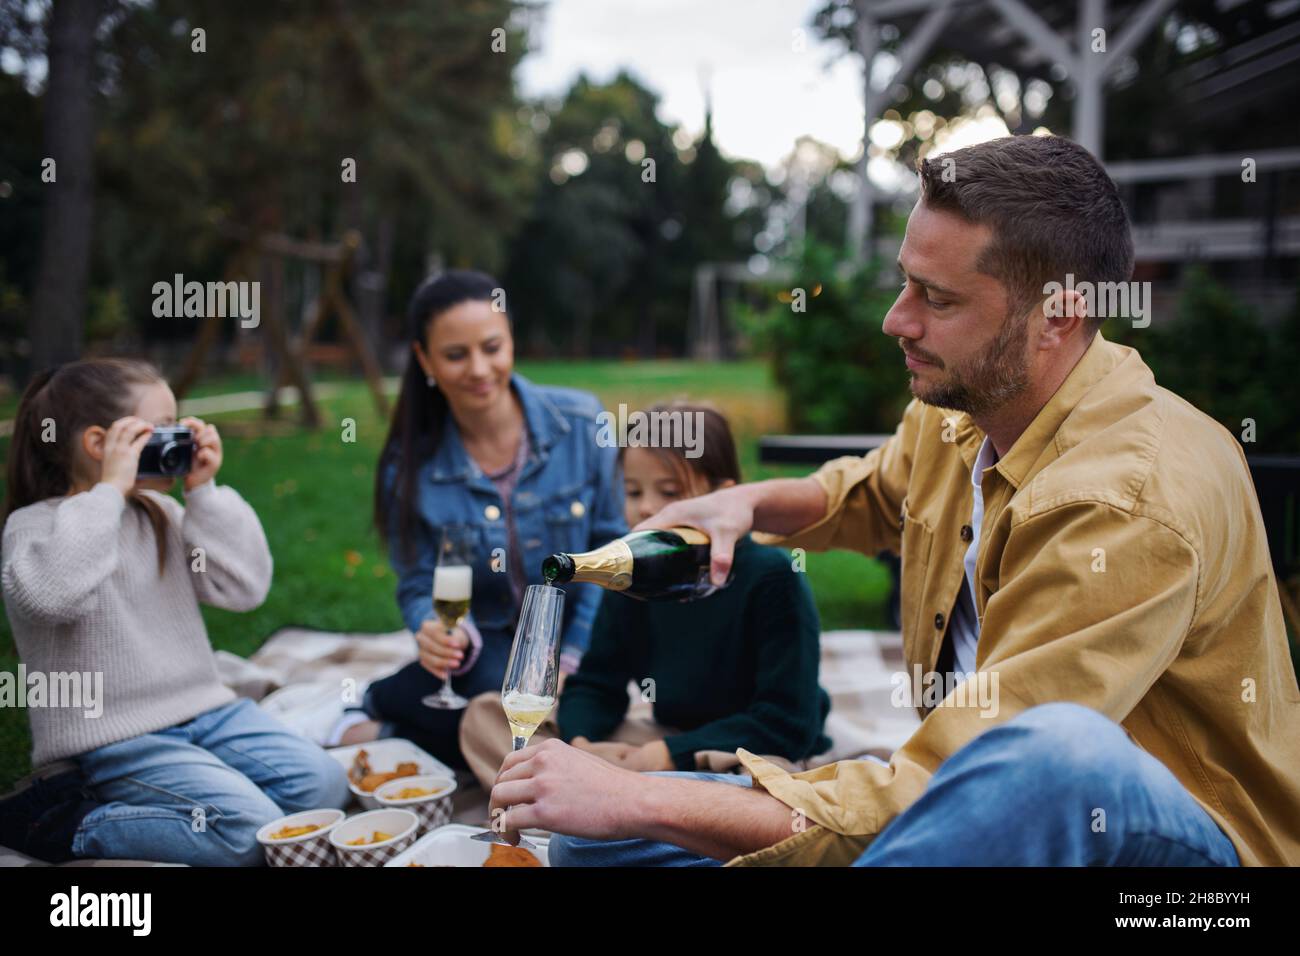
[385,824,551,867]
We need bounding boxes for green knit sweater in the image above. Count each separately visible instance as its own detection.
[557,535,831,770]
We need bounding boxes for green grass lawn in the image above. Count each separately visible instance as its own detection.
[0,360,891,790]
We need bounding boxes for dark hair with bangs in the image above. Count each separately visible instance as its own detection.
[616,401,741,493]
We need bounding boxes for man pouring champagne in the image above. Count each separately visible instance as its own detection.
[487,135,1300,868]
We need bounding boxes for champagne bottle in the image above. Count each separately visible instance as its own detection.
[541,527,730,601]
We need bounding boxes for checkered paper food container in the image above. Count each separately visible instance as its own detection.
[256,809,346,868]
[329,808,420,867]
[374,774,456,833]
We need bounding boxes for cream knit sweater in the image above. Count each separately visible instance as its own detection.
[2,481,272,767]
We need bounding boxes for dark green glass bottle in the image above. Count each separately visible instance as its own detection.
[541,527,731,601]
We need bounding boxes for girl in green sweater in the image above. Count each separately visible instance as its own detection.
[460,401,831,783]
[462,400,832,780]
[556,402,831,774]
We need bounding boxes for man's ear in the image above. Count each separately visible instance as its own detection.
[1038,289,1087,349]
[81,426,108,464]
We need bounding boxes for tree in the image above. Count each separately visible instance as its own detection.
[503,71,767,356]
[94,0,531,353]
[0,0,532,377]
[28,0,105,376]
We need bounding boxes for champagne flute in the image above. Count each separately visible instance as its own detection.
[471,583,565,848]
[421,527,475,710]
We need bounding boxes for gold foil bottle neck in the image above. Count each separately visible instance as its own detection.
[568,539,634,591]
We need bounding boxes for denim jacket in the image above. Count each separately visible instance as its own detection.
[381,373,626,673]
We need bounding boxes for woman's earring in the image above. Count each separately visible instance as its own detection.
[426,375,437,388]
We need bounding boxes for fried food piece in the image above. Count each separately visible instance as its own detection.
[270,823,321,839]
[358,772,393,792]
[357,761,422,792]
[345,830,394,846]
[348,749,373,786]
[483,843,541,867]
[392,786,442,799]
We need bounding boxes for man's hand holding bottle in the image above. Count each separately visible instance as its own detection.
[632,477,827,588]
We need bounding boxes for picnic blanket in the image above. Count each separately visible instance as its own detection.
[221,625,921,824]
[1,627,918,866]
[227,626,920,755]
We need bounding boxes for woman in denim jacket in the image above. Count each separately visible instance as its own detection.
[334,270,625,768]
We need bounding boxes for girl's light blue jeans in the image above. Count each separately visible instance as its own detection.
[548,702,1242,867]
[72,697,351,866]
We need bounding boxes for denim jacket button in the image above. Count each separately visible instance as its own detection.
[484,505,501,521]
[570,500,586,518]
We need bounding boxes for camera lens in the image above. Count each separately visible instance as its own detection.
[159,441,183,474]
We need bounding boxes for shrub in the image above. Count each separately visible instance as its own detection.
[1106,268,1299,453]
[736,240,910,434]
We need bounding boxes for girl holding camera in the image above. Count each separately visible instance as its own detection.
[0,359,349,865]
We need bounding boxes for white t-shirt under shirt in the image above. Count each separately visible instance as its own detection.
[945,435,1000,676]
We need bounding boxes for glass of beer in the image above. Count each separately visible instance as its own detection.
[421,527,476,710]
[470,583,565,847]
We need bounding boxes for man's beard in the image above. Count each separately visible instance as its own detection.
[906,307,1031,416]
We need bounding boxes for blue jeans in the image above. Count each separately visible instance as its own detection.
[549,703,1241,867]
[73,698,351,866]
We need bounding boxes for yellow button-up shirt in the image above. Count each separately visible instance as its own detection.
[732,332,1300,866]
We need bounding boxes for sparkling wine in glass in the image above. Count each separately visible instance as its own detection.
[421,527,475,710]
[471,583,564,848]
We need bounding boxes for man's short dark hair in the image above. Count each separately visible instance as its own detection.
[917,135,1135,334]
